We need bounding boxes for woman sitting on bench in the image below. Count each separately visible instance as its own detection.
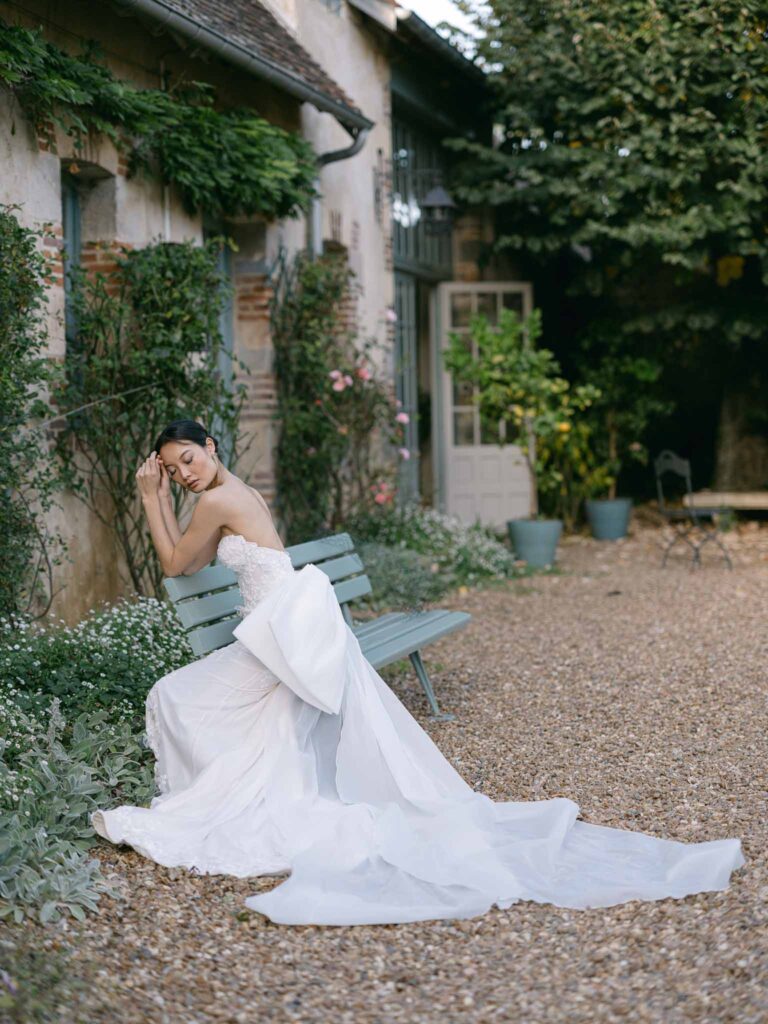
[91,419,745,927]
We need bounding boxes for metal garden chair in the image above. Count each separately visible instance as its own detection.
[653,450,732,569]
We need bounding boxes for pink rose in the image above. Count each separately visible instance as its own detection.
[398,447,411,460]
[344,374,354,386]
[332,379,347,392]
[329,370,341,380]
[385,308,398,323]
[374,492,388,504]
[396,411,409,424]
[356,366,372,381]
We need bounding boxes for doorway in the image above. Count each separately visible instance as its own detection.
[433,281,534,527]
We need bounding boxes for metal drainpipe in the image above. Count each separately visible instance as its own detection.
[308,127,371,256]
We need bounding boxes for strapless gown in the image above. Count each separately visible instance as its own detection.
[91,533,746,925]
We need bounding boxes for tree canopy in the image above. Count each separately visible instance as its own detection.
[446,0,768,487]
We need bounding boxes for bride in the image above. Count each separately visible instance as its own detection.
[91,419,745,926]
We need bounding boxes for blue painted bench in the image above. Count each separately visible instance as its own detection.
[162,532,470,720]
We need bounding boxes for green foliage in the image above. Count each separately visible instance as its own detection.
[0,597,193,729]
[0,596,191,924]
[53,238,247,597]
[445,307,603,519]
[354,542,447,611]
[579,333,673,497]
[0,20,318,219]
[0,699,155,924]
[447,0,768,479]
[270,247,405,541]
[450,0,767,274]
[0,206,67,619]
[348,502,518,588]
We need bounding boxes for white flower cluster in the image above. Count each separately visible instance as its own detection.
[356,503,516,584]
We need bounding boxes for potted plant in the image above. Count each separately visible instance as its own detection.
[445,307,599,568]
[578,339,671,540]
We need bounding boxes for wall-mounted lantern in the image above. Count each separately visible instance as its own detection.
[420,183,457,235]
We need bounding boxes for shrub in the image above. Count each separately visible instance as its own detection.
[0,699,154,924]
[0,597,193,724]
[354,542,447,611]
[349,503,517,588]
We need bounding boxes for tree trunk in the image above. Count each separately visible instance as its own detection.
[714,387,768,490]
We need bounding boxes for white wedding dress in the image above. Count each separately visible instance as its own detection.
[91,533,745,925]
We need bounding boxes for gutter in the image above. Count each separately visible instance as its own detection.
[117,0,374,133]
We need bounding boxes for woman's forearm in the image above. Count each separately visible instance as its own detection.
[142,495,176,575]
[159,493,183,545]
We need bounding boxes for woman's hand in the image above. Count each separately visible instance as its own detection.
[136,451,166,500]
[156,455,171,499]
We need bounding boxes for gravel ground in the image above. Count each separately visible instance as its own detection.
[4,524,767,1023]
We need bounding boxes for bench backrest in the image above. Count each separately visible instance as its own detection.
[163,532,372,657]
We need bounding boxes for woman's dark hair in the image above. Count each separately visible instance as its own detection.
[152,419,219,458]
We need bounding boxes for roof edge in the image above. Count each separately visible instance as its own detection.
[394,7,486,83]
[117,0,374,132]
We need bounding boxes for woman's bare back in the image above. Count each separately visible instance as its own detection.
[215,476,285,551]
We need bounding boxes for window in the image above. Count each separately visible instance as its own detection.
[61,171,82,349]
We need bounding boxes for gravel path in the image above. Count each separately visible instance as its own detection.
[6,526,767,1023]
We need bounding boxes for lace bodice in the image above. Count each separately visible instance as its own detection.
[217,534,295,614]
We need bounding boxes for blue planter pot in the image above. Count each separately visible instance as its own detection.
[585,497,632,540]
[507,518,563,568]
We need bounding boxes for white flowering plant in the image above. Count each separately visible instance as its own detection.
[0,596,193,724]
[348,503,518,589]
[0,598,190,923]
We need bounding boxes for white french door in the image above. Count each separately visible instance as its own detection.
[434,281,534,528]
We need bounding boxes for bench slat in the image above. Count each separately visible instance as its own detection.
[360,612,471,668]
[188,617,240,657]
[164,564,237,601]
[333,574,373,605]
[287,533,355,568]
[355,609,457,648]
[311,552,364,583]
[175,586,242,629]
[352,612,408,639]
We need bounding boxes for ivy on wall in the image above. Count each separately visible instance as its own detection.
[0,20,319,219]
[52,238,249,599]
[0,206,67,619]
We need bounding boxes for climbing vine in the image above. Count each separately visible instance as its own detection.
[53,238,249,598]
[0,20,318,219]
[0,205,67,619]
[270,247,405,541]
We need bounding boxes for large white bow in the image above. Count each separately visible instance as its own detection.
[232,564,350,715]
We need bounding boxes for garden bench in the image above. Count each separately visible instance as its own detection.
[162,532,470,720]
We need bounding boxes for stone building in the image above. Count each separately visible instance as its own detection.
[1,0,532,622]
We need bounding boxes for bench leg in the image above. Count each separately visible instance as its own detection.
[409,651,455,721]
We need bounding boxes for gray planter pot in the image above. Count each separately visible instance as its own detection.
[585,497,632,540]
[507,518,563,568]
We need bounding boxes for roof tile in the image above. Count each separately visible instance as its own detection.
[163,0,364,117]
